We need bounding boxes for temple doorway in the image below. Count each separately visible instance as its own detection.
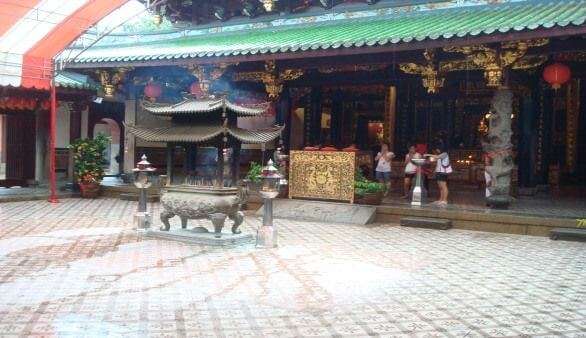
[0,112,36,187]
[93,118,121,176]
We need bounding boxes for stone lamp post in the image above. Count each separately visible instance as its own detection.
[256,159,282,248]
[133,154,156,230]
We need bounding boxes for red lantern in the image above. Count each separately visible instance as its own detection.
[144,82,162,100]
[189,82,203,97]
[543,63,571,90]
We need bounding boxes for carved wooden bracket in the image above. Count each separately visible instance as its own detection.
[443,39,548,87]
[96,67,131,97]
[399,49,445,94]
[233,60,303,100]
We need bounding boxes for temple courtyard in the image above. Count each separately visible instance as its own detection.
[0,198,585,337]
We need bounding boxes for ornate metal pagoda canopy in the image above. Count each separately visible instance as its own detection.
[127,96,282,145]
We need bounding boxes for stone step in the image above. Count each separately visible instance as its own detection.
[119,193,160,202]
[400,217,452,230]
[256,199,376,225]
[550,228,586,241]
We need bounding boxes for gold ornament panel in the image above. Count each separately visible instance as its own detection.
[289,151,355,203]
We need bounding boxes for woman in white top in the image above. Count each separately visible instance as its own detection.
[402,145,417,199]
[375,143,395,196]
[427,145,452,207]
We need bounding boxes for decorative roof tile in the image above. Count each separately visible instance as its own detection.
[142,97,268,116]
[63,0,586,64]
[54,71,98,90]
[228,126,284,144]
[126,124,283,144]
[125,124,224,143]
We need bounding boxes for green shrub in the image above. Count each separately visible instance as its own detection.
[245,162,263,183]
[70,134,110,184]
[355,179,386,197]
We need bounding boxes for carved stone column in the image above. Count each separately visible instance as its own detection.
[484,88,514,208]
[123,98,137,174]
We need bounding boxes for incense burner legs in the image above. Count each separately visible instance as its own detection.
[159,187,245,237]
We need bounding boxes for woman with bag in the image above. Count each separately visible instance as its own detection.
[426,144,452,207]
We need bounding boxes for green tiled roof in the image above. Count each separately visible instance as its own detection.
[66,0,586,64]
[55,71,98,90]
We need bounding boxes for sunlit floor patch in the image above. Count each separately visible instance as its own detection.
[0,198,584,337]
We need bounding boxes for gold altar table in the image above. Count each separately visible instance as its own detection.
[288,151,356,203]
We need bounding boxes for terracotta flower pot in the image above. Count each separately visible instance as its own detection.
[79,182,101,198]
[356,191,383,205]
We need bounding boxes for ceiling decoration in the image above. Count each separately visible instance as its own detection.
[317,64,388,74]
[143,0,381,26]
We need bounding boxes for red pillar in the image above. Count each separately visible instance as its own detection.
[48,76,58,203]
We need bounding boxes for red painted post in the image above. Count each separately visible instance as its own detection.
[48,75,58,203]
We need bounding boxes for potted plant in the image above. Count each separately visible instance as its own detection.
[70,134,109,198]
[239,161,263,208]
[354,171,386,205]
[244,161,263,186]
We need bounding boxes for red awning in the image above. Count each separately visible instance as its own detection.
[0,0,128,89]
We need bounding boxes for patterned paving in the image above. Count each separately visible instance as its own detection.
[0,198,585,337]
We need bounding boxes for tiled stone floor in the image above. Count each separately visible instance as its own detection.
[0,198,585,337]
[383,189,586,219]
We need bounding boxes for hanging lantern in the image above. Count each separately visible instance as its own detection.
[261,0,277,12]
[144,82,162,101]
[189,82,203,98]
[543,63,571,90]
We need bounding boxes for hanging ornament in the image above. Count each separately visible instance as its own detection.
[144,82,162,101]
[543,62,571,90]
[260,0,277,12]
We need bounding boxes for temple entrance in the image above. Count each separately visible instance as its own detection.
[93,118,121,176]
[0,112,36,187]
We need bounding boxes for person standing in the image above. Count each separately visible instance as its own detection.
[402,145,417,199]
[375,143,395,196]
[427,145,452,207]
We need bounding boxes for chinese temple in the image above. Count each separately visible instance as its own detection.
[1,0,586,209]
